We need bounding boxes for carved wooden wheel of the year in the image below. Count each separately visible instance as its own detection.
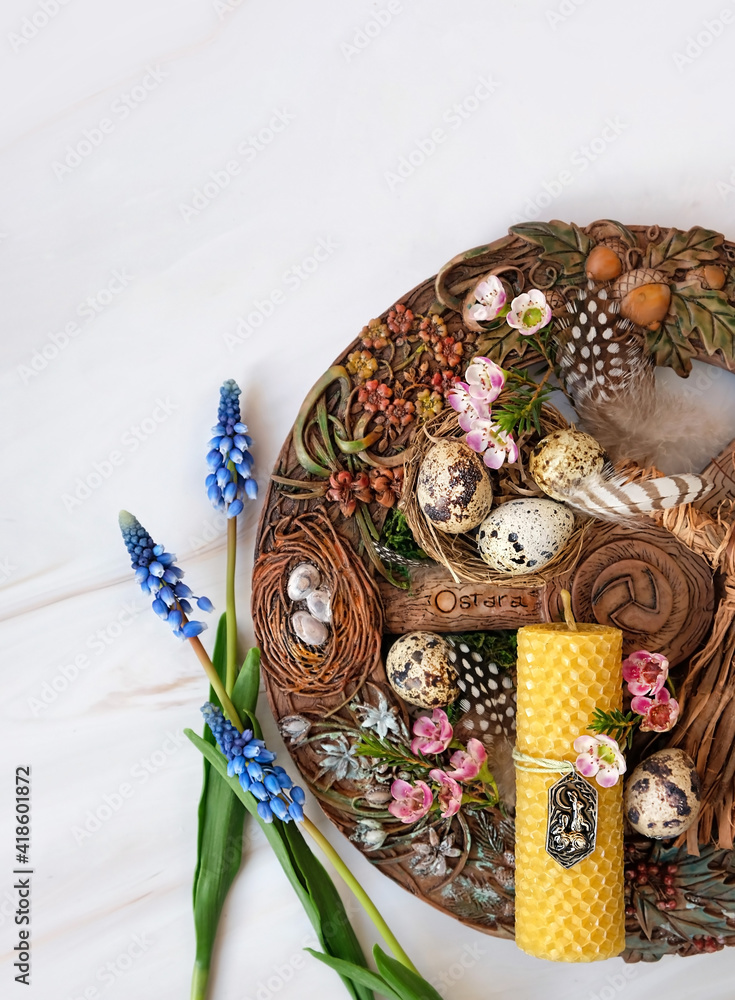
[253,221,735,961]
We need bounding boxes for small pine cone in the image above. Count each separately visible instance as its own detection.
[611,267,668,299]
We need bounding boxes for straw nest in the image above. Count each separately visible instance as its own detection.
[400,403,590,588]
[251,509,383,699]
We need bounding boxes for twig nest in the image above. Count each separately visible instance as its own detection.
[476,498,575,574]
[417,440,493,534]
[291,610,328,646]
[287,562,321,601]
[386,631,458,708]
[624,749,701,840]
[585,245,623,282]
[620,282,671,331]
[529,429,606,502]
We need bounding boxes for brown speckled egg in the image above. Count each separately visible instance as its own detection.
[624,749,701,840]
[386,631,458,708]
[417,441,493,534]
[529,429,606,502]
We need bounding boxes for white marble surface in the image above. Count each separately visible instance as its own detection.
[4,1,735,997]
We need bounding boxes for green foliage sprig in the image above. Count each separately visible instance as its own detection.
[589,708,639,750]
[493,368,554,436]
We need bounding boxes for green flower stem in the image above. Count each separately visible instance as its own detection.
[300,816,420,977]
[225,515,238,696]
[190,961,208,1000]
[188,635,243,732]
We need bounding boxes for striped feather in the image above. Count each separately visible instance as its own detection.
[564,467,713,523]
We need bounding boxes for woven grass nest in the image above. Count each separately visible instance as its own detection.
[401,403,589,588]
[253,220,735,962]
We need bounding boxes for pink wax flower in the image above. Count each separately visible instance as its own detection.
[506,289,552,336]
[465,419,519,469]
[623,650,669,697]
[573,733,627,788]
[464,356,506,402]
[411,708,453,756]
[468,276,507,324]
[429,769,463,818]
[388,779,433,823]
[448,383,490,432]
[447,738,487,782]
[631,688,680,733]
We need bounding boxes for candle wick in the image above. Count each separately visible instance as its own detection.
[560,590,578,631]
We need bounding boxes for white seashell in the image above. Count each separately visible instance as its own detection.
[287,562,321,601]
[306,588,331,623]
[291,611,328,646]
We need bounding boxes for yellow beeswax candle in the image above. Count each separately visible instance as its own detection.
[515,622,625,962]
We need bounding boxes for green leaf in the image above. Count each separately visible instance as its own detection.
[186,729,374,1000]
[510,220,592,283]
[644,314,698,376]
[669,285,735,363]
[283,823,375,1000]
[233,646,261,719]
[373,946,444,1000]
[305,950,402,1000]
[192,614,247,983]
[645,225,722,273]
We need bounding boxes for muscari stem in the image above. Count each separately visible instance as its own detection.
[300,816,419,976]
[188,635,243,732]
[225,515,238,696]
[190,961,208,1000]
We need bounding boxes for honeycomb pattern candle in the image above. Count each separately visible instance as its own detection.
[515,616,625,962]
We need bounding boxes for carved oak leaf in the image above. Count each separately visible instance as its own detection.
[645,225,723,274]
[669,285,735,366]
[645,312,698,376]
[474,324,530,365]
[509,220,592,284]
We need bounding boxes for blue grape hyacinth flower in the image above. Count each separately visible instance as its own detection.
[206,379,257,518]
[201,703,305,823]
[119,511,213,639]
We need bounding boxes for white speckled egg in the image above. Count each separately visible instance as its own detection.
[386,631,458,708]
[417,441,493,535]
[624,749,701,840]
[529,429,606,502]
[477,498,575,574]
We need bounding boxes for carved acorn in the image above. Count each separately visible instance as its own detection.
[620,282,671,330]
[585,245,623,282]
[692,264,727,290]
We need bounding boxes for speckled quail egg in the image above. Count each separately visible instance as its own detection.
[529,429,606,502]
[477,498,575,574]
[417,440,493,534]
[386,631,458,709]
[624,749,701,840]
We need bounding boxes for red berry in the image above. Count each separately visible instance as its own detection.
[648,864,660,875]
